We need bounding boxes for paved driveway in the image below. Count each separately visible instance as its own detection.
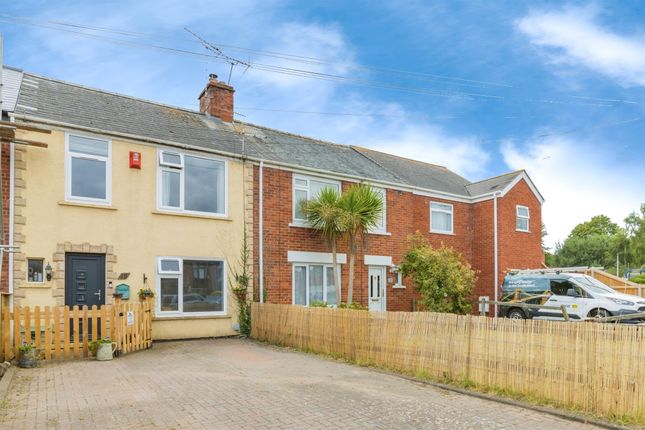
[1,338,606,429]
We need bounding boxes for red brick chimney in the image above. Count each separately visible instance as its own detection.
[198,73,235,122]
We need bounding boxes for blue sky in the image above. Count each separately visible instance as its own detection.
[2,0,644,248]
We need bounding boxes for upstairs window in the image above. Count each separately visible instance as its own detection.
[516,205,530,232]
[370,187,387,233]
[430,202,453,234]
[158,150,227,216]
[65,134,111,204]
[292,175,341,223]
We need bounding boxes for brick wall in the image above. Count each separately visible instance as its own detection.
[254,166,543,312]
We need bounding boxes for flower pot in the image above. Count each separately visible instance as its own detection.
[96,342,117,361]
[18,349,37,368]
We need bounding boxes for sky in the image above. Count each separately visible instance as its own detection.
[1,0,644,248]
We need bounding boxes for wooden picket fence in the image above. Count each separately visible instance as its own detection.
[2,298,152,362]
[252,303,645,420]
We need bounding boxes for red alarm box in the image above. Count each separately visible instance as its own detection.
[129,151,141,169]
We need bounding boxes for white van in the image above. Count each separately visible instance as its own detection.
[501,272,645,321]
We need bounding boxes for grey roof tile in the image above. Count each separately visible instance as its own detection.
[13,70,527,198]
[465,170,523,196]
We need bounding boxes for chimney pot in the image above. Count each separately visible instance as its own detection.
[198,73,235,122]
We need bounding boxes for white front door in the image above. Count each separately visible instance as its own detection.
[368,266,386,312]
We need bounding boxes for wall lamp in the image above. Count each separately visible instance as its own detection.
[45,262,53,281]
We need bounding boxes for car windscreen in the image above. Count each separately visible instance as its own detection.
[574,276,616,294]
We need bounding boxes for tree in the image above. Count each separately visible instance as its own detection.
[625,204,645,269]
[554,234,613,268]
[569,215,619,239]
[399,233,475,314]
[554,214,623,272]
[302,187,345,305]
[340,184,383,304]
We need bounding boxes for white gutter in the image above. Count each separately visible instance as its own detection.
[258,161,264,304]
[8,141,14,311]
[493,191,500,318]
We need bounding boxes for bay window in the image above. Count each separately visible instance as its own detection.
[157,257,226,316]
[158,150,227,216]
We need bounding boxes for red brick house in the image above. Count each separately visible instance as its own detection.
[188,80,545,312]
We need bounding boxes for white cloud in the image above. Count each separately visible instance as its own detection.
[9,0,492,179]
[516,4,645,86]
[501,137,640,249]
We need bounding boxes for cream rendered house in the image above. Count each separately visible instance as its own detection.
[5,69,252,339]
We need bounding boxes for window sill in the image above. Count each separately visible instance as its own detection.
[392,284,406,289]
[151,210,232,221]
[516,229,531,233]
[22,282,51,289]
[153,314,231,321]
[58,200,117,210]
[289,222,311,229]
[368,231,391,236]
[429,230,455,236]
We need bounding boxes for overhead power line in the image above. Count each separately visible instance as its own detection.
[0,15,640,109]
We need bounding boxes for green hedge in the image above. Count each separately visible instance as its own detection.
[630,274,645,284]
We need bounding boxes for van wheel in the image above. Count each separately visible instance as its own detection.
[507,308,526,320]
[588,308,611,319]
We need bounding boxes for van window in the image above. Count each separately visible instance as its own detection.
[550,280,583,297]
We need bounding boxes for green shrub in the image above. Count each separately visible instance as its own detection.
[309,301,328,308]
[400,233,476,314]
[18,343,34,353]
[338,302,368,311]
[630,275,645,284]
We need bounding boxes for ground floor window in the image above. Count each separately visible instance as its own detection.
[293,264,339,306]
[157,257,226,316]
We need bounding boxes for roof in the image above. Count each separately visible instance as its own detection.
[9,68,540,201]
[351,146,472,196]
[465,170,524,196]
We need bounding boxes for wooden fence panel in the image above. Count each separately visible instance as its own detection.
[251,303,645,420]
[1,299,152,362]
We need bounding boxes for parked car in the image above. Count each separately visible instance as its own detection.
[500,272,645,321]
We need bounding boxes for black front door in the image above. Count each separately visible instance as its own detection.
[65,253,106,308]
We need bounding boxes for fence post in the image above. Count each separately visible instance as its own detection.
[560,305,570,322]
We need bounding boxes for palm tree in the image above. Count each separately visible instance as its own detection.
[301,187,345,305]
[340,184,384,304]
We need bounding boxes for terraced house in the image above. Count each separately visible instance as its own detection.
[0,65,544,337]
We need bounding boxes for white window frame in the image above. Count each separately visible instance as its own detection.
[369,187,387,234]
[292,174,341,225]
[516,205,530,232]
[430,201,454,234]
[65,133,112,205]
[156,256,227,317]
[292,263,341,306]
[156,149,228,217]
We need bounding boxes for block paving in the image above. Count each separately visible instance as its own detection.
[1,338,605,429]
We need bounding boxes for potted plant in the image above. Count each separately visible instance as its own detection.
[138,288,154,301]
[18,343,37,368]
[92,338,117,361]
